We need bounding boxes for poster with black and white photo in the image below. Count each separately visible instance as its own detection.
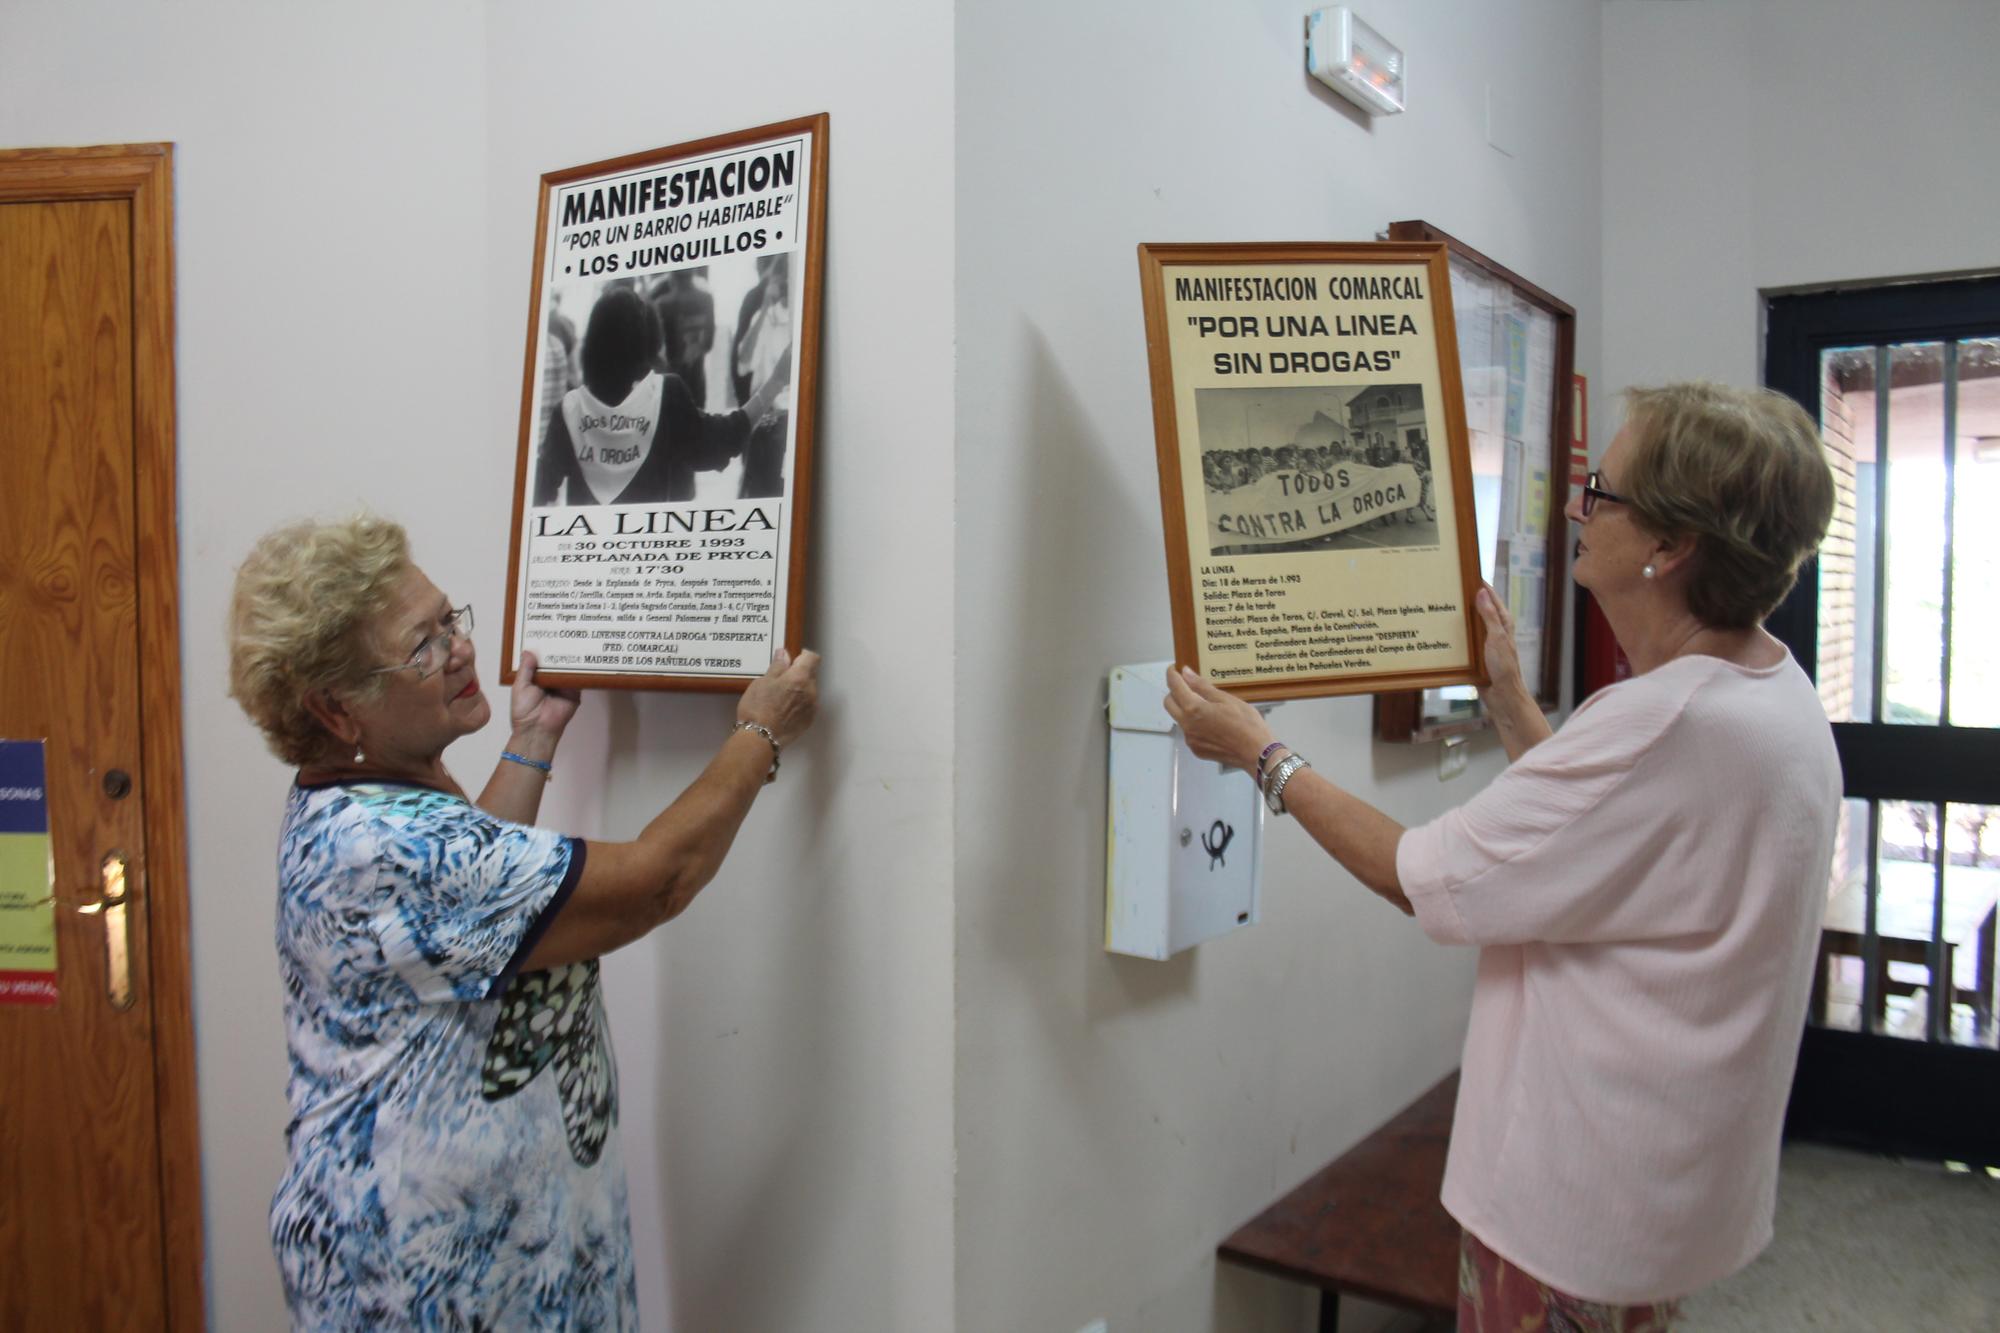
[1139,243,1486,702]
[502,115,826,692]
[1198,383,1439,556]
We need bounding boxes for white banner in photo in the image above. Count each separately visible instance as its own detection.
[1208,463,1423,547]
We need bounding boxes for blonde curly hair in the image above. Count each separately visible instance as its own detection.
[228,514,411,765]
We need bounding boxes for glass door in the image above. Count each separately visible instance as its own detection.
[1766,277,2000,1164]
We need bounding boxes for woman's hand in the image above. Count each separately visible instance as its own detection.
[738,646,820,747]
[1475,585,1525,703]
[510,650,582,743]
[1474,585,1554,761]
[1163,666,1274,771]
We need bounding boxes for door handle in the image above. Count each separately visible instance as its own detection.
[76,850,134,1011]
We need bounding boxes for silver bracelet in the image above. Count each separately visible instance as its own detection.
[732,720,780,783]
[1264,753,1310,815]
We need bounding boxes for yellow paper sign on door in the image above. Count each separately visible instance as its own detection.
[0,740,58,1006]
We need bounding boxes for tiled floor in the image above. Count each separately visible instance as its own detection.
[1682,1142,2000,1330]
[1346,1140,2000,1332]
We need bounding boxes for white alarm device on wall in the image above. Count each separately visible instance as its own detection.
[1104,662,1264,960]
[1305,7,1407,117]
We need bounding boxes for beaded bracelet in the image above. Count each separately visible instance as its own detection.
[1254,740,1287,784]
[732,720,781,783]
[501,750,552,780]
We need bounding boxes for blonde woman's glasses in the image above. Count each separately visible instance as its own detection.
[372,605,473,680]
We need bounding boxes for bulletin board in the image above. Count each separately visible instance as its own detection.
[1374,220,1575,741]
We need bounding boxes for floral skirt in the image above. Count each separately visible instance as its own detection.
[1458,1229,1682,1332]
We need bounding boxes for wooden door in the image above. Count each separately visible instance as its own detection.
[0,146,202,1330]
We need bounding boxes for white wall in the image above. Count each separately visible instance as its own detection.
[4,6,491,1326]
[482,3,957,1330]
[1602,0,2000,402]
[952,3,1602,1331]
[2,1,953,1328]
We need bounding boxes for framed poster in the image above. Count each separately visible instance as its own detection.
[501,114,828,693]
[1372,221,1576,741]
[1138,242,1487,702]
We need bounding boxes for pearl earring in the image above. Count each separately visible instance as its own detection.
[354,743,365,763]
[1642,563,1656,579]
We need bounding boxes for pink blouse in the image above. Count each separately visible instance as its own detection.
[1397,652,1841,1303]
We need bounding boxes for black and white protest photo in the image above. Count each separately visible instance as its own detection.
[530,252,795,508]
[1197,383,1438,557]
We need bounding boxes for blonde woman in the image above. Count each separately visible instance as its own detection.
[229,514,817,1330]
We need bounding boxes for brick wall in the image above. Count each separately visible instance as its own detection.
[1818,365,1859,724]
[1818,367,1862,913]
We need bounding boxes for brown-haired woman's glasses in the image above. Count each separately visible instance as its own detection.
[1580,472,1630,519]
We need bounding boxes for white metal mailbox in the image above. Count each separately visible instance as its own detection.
[1104,662,1264,959]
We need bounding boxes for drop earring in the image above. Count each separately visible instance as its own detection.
[354,742,365,763]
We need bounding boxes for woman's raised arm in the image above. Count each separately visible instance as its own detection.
[1164,667,1409,913]
[477,651,581,825]
[514,648,820,971]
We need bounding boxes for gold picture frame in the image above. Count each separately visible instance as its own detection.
[1139,241,1487,702]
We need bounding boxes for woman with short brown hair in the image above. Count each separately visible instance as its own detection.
[1612,382,1836,629]
[1169,382,1840,1329]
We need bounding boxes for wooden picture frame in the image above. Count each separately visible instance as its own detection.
[1372,221,1575,742]
[501,114,828,693]
[1139,241,1488,702]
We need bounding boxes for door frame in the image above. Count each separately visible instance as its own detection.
[1764,270,2000,1166]
[0,144,202,1327]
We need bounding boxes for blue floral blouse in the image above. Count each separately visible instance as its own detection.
[269,780,636,1330]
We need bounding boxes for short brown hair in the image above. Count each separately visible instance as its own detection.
[227,514,410,765]
[1618,383,1835,629]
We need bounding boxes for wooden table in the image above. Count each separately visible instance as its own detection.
[1218,1072,1459,1332]
[1813,859,2000,1032]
